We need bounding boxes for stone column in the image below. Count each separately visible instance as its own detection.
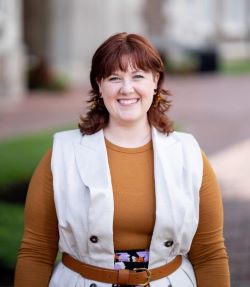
[47,0,145,88]
[48,0,91,87]
[0,0,25,108]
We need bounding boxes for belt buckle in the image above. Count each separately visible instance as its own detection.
[133,267,151,286]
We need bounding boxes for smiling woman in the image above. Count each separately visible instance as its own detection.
[15,33,230,287]
[79,32,173,141]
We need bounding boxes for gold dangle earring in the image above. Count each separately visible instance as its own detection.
[153,89,163,108]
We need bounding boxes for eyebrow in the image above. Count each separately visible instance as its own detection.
[110,69,144,76]
[132,69,144,73]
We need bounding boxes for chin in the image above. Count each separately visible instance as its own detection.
[120,116,146,125]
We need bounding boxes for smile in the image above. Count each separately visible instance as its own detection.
[117,98,139,106]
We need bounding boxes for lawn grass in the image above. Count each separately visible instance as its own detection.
[0,126,75,190]
[0,202,24,267]
[0,131,52,187]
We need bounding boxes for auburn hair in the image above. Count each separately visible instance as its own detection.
[79,32,173,135]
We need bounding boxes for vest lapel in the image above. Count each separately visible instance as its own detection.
[74,130,111,189]
[149,128,184,268]
[73,130,115,267]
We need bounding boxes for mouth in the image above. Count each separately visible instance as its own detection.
[117,98,140,106]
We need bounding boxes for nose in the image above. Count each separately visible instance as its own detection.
[119,79,134,95]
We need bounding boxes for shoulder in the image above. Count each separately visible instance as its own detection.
[170,131,201,153]
[152,128,201,150]
[171,131,199,145]
[156,130,200,149]
[171,131,203,168]
[53,129,80,138]
[52,129,83,155]
[53,129,84,147]
[173,132,203,184]
[52,130,83,165]
[171,131,201,157]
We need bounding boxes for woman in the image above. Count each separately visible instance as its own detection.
[15,32,230,287]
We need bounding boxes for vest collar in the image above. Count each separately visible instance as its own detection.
[74,128,182,189]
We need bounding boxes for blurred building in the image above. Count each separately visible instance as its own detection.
[146,0,250,74]
[22,0,145,88]
[0,0,25,108]
[162,0,250,60]
[0,0,250,106]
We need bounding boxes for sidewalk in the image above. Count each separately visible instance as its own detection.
[168,74,250,286]
[1,74,250,286]
[211,139,250,200]
[210,139,250,286]
[0,88,88,139]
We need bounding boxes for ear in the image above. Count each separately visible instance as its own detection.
[96,78,102,94]
[153,72,160,87]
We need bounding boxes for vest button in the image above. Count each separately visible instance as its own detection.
[90,284,97,287]
[90,235,98,243]
[164,240,174,247]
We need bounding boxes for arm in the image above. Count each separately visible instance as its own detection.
[188,151,230,287]
[15,149,59,286]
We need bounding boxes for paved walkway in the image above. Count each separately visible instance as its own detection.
[169,75,250,286]
[210,140,250,286]
[0,89,88,138]
[1,74,250,286]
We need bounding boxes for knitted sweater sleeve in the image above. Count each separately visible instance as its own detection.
[14,149,58,287]
[188,151,230,286]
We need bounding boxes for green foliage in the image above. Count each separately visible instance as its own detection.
[0,131,53,189]
[0,202,24,267]
[0,126,75,191]
[220,59,250,74]
[46,74,69,91]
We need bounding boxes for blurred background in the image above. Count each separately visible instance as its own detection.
[0,0,250,286]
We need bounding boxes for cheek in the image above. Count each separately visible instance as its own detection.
[102,96,113,108]
[141,87,154,100]
[102,85,118,98]
[102,93,117,111]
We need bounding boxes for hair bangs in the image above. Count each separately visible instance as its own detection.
[100,44,159,79]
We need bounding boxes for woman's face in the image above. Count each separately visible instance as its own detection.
[98,66,159,127]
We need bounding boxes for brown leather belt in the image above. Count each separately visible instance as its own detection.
[62,253,182,286]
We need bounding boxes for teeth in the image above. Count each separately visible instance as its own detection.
[118,99,138,105]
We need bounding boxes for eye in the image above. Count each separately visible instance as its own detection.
[108,76,120,81]
[133,74,144,79]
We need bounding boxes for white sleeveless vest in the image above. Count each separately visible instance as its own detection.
[49,128,203,287]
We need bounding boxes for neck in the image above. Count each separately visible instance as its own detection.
[104,120,152,148]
